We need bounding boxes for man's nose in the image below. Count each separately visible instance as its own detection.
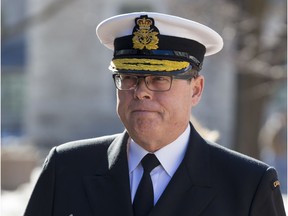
[134,79,152,100]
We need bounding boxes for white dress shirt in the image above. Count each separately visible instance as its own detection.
[128,125,190,204]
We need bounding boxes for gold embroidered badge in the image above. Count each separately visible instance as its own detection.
[273,180,280,188]
[132,15,159,50]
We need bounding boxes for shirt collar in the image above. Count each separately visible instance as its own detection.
[128,125,190,177]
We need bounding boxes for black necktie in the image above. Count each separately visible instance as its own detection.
[133,153,160,216]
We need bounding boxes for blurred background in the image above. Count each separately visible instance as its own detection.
[1,0,287,215]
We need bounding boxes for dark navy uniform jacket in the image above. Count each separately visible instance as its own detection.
[24,123,286,216]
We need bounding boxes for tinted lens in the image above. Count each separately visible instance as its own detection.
[145,76,172,91]
[114,75,137,90]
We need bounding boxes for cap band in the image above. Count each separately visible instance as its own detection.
[114,35,206,67]
[114,49,202,68]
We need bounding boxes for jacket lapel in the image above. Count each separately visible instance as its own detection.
[150,124,217,216]
[83,131,134,216]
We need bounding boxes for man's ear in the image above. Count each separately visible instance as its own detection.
[191,75,204,106]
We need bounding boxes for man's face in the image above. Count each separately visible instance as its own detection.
[116,75,204,151]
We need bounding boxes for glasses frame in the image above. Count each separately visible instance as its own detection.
[112,74,195,92]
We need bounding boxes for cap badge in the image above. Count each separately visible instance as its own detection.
[132,15,159,50]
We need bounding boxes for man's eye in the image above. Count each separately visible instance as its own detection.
[152,76,170,82]
[121,75,134,80]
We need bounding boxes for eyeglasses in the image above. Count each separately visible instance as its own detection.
[112,74,193,92]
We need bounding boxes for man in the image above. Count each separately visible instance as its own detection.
[24,12,286,216]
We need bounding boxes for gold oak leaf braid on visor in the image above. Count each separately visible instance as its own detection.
[110,58,190,72]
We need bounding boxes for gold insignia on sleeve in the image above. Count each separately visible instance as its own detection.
[273,180,280,188]
[132,15,159,50]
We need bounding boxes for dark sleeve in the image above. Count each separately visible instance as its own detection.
[23,147,58,216]
[250,167,286,216]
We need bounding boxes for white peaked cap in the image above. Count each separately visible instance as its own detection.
[96,12,223,74]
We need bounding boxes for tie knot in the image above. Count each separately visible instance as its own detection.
[141,154,160,173]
